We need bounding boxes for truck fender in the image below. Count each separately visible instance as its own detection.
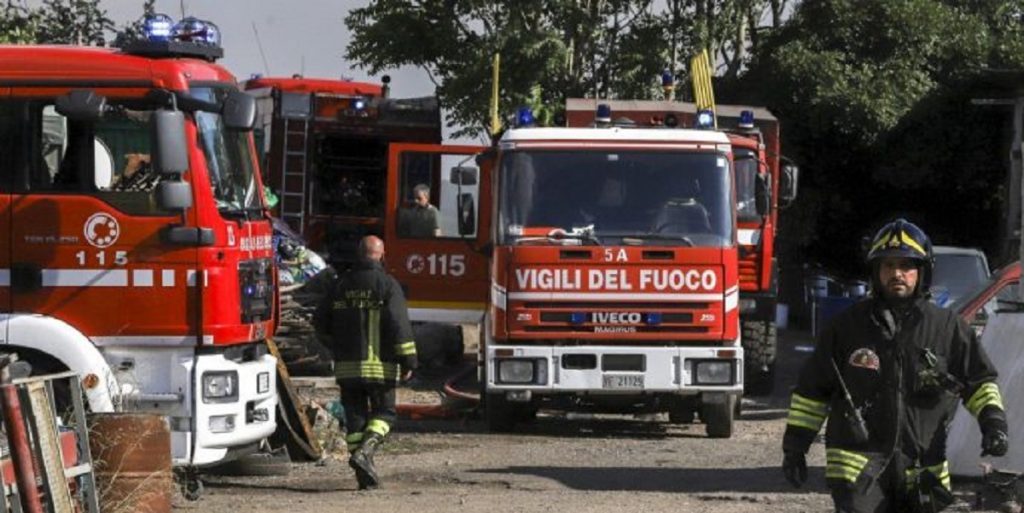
[3,314,119,412]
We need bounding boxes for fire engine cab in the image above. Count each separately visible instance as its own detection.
[0,15,278,469]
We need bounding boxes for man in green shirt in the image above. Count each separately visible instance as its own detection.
[398,183,441,238]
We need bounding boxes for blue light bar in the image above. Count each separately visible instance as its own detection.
[515,106,536,128]
[696,109,715,129]
[142,13,174,42]
[739,109,755,129]
[570,312,587,325]
[203,20,221,47]
[172,17,221,47]
[595,103,612,124]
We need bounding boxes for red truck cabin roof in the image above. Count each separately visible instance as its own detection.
[244,77,382,97]
[0,45,237,90]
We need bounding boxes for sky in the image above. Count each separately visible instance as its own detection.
[87,0,435,99]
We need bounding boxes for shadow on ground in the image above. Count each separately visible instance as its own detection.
[471,465,828,494]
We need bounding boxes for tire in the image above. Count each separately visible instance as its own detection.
[703,395,736,439]
[208,446,292,477]
[484,393,517,432]
[742,318,777,396]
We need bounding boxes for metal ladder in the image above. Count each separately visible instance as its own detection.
[280,117,310,234]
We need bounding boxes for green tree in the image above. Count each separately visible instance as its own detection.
[346,0,774,138]
[35,0,114,46]
[742,0,1024,274]
[0,2,41,44]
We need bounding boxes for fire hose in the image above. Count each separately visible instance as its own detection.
[396,364,479,420]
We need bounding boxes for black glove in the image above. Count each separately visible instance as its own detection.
[782,450,808,488]
[980,406,1009,457]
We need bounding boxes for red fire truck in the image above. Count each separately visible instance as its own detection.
[244,76,442,267]
[566,100,798,394]
[364,113,740,439]
[0,17,278,472]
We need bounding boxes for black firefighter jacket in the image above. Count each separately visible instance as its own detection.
[783,296,1005,489]
[315,260,417,384]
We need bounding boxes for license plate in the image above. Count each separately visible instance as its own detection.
[257,372,270,394]
[602,374,644,389]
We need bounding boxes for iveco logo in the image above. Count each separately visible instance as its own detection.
[593,312,642,324]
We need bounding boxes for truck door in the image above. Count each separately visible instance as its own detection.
[0,91,11,339]
[386,143,490,323]
[9,95,189,338]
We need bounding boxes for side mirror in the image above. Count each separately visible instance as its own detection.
[222,90,257,131]
[450,166,478,186]
[152,110,189,175]
[93,138,114,190]
[457,192,476,236]
[55,90,106,120]
[779,160,799,208]
[156,180,193,211]
[754,173,771,216]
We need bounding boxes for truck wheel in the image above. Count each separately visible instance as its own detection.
[703,396,736,439]
[741,318,777,396]
[484,393,517,432]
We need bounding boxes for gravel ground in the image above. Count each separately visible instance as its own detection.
[177,330,1010,513]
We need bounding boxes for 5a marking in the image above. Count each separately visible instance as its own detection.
[75,250,127,266]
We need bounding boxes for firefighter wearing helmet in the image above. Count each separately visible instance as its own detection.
[781,219,1008,512]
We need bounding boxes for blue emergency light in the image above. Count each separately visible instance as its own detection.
[595,103,612,124]
[570,312,587,325]
[661,69,674,87]
[696,109,715,129]
[142,14,174,42]
[739,109,755,129]
[172,17,220,46]
[353,97,368,111]
[123,14,224,61]
[644,312,662,325]
[515,106,536,128]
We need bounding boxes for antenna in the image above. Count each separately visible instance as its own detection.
[251,22,271,76]
[179,0,186,17]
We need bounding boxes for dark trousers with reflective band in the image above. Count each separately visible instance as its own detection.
[340,382,397,452]
[829,451,951,513]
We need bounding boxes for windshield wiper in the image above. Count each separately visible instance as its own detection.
[596,231,695,247]
[514,226,602,246]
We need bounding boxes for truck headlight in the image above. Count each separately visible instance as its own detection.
[694,360,734,385]
[497,359,540,384]
[202,371,238,403]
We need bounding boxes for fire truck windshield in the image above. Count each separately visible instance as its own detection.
[189,87,261,217]
[498,149,734,247]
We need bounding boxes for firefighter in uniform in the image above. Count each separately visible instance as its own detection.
[781,219,1009,512]
[316,235,417,490]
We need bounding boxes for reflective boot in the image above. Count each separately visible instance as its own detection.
[349,433,384,490]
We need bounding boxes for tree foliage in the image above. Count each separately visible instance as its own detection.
[743,0,1024,275]
[0,0,115,45]
[346,0,789,138]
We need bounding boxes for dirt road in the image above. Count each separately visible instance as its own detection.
[179,331,1000,513]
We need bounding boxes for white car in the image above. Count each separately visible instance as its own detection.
[931,245,991,307]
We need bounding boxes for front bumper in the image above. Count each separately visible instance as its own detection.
[191,351,278,467]
[485,344,743,395]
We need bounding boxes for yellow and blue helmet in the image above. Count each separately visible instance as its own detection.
[866,218,934,292]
